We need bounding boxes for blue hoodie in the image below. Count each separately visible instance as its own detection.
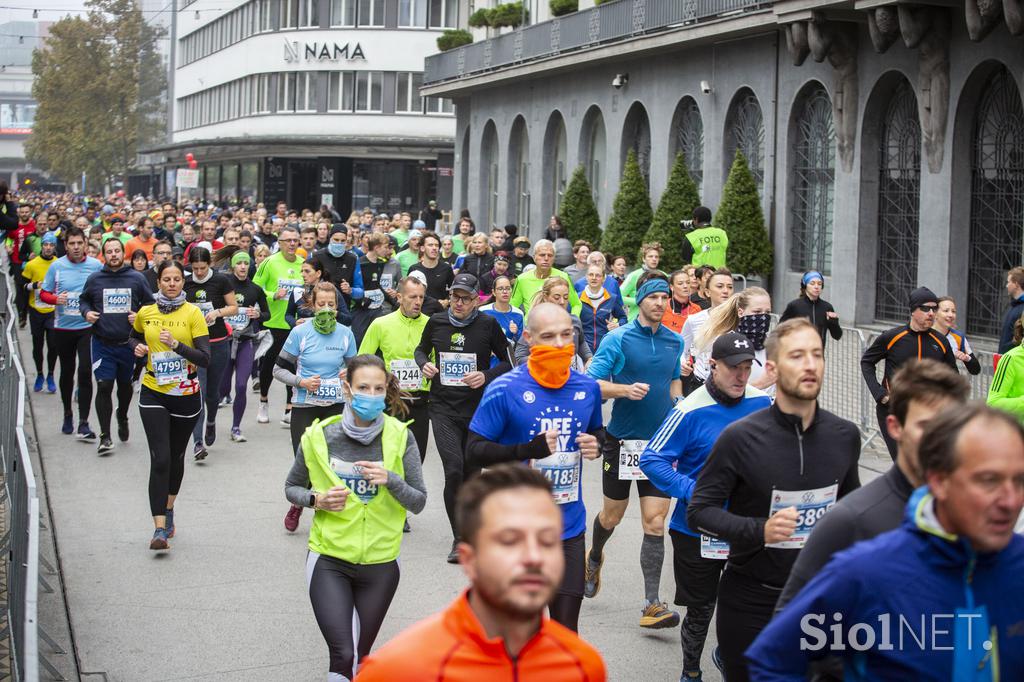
[78,265,154,341]
[746,488,1024,681]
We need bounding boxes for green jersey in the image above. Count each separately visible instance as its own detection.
[989,345,1024,422]
[397,249,420,277]
[252,251,304,329]
[358,310,431,392]
[509,268,581,317]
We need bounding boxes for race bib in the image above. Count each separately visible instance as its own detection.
[531,451,581,504]
[196,300,215,325]
[766,483,839,549]
[304,377,342,406]
[390,359,422,391]
[226,309,251,331]
[365,289,385,310]
[330,458,378,504]
[278,277,302,295]
[379,274,394,291]
[439,352,476,387]
[618,439,649,481]
[61,292,81,317]
[152,350,188,385]
[700,534,730,560]
[102,288,132,314]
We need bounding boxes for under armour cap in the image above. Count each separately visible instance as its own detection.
[712,332,756,366]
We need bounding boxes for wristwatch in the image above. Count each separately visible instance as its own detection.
[309,492,317,508]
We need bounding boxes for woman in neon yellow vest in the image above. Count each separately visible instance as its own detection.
[284,354,425,681]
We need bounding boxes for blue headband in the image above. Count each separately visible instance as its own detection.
[802,271,824,287]
[636,278,670,305]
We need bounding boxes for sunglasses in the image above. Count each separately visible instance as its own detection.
[917,304,938,313]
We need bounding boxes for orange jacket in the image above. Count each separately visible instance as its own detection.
[663,298,702,335]
[356,590,606,681]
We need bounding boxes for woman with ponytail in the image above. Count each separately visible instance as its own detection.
[694,286,774,391]
[284,353,424,681]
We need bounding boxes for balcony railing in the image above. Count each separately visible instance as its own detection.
[424,0,772,85]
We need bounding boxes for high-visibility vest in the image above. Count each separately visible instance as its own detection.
[686,227,728,268]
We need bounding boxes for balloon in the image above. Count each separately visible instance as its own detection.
[185,153,194,162]
[188,159,198,169]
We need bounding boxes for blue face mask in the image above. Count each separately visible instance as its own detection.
[328,242,346,257]
[350,392,386,421]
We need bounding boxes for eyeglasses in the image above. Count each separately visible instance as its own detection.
[494,287,512,293]
[451,295,476,304]
[917,304,938,313]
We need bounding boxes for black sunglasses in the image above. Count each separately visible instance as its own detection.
[917,304,938,313]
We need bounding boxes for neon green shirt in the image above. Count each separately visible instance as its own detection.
[989,345,1024,422]
[358,310,431,392]
[509,267,581,317]
[252,251,303,329]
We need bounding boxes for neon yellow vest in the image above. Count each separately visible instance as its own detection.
[302,414,409,564]
[686,227,728,268]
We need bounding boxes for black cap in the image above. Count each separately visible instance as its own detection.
[451,273,479,295]
[330,224,348,237]
[909,286,938,311]
[712,332,756,366]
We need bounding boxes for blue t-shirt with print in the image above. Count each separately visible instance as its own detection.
[282,322,357,405]
[42,256,103,330]
[470,364,603,540]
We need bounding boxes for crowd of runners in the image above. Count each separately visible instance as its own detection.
[3,181,1023,681]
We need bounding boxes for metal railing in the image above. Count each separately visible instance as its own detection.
[0,271,41,681]
[423,0,772,85]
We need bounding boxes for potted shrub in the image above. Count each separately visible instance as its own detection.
[437,29,473,51]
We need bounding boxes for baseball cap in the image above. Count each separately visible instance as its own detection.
[41,232,58,246]
[712,332,756,367]
[451,273,479,295]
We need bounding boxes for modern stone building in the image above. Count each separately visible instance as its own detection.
[423,0,1024,338]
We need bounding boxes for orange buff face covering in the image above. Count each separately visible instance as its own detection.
[527,344,575,389]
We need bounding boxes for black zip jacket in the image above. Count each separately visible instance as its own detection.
[414,312,512,417]
[999,295,1024,353]
[78,265,154,342]
[860,324,957,403]
[312,248,361,309]
[457,253,493,280]
[779,295,842,349]
[686,403,861,589]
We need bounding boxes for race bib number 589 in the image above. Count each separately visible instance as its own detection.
[766,483,838,549]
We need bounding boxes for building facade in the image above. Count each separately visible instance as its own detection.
[423,0,1024,338]
[144,0,461,216]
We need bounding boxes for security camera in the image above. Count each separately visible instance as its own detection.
[700,80,712,94]
[612,73,628,89]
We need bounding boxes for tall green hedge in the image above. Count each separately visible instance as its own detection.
[717,151,773,278]
[600,149,652,263]
[643,152,701,272]
[560,165,602,247]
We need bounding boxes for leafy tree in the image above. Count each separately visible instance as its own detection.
[600,149,652,264]
[717,151,773,278]
[644,152,701,272]
[559,165,602,247]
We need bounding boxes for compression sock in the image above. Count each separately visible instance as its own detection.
[640,533,665,604]
[589,514,615,565]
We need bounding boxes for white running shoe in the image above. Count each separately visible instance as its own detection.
[257,402,270,424]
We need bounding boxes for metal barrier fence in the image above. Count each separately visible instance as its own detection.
[0,271,41,681]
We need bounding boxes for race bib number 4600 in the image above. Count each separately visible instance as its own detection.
[618,439,649,481]
[531,451,581,504]
[766,483,838,549]
[102,288,132,314]
[330,458,378,504]
[438,352,476,387]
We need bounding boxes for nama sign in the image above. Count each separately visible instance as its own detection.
[284,40,367,62]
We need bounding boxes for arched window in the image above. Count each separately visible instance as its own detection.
[969,66,1024,336]
[508,117,530,229]
[481,121,499,229]
[789,85,836,274]
[621,102,651,184]
[725,89,765,194]
[672,97,704,188]
[580,107,606,208]
[543,113,568,217]
[875,80,921,322]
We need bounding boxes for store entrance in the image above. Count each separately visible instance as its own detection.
[288,160,320,212]
[352,160,436,216]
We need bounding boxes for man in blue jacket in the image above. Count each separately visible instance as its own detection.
[79,238,153,454]
[747,403,1024,681]
[999,266,1024,353]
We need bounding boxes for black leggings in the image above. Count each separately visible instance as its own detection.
[876,402,898,461]
[28,308,56,376]
[395,394,429,463]
[259,328,292,403]
[192,337,230,445]
[715,569,781,682]
[54,328,92,420]
[139,387,201,517]
[306,552,400,680]
[550,531,585,632]
[289,404,345,457]
[95,379,134,438]
[429,409,476,539]
[12,263,27,320]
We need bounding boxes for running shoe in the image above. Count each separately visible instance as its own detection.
[61,415,73,435]
[403,519,411,533]
[76,422,97,442]
[446,539,459,564]
[640,602,681,629]
[280,411,291,427]
[33,376,44,392]
[584,550,603,598]
[284,504,302,532]
[166,508,175,539]
[97,436,114,455]
[220,395,232,406]
[712,647,723,675]
[193,442,208,461]
[230,428,247,442]
[149,527,170,550]
[46,375,56,393]
[680,672,703,681]
[117,416,130,442]
[257,402,269,424]
[251,379,260,393]
[17,317,25,329]
[204,420,217,446]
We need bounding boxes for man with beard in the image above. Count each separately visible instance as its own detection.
[356,465,607,681]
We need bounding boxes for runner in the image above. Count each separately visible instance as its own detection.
[351,233,401,344]
[639,331,772,681]
[779,270,842,350]
[583,274,685,629]
[988,314,1024,420]
[686,318,861,682]
[8,202,36,327]
[680,268,734,394]
[130,259,210,550]
[478,274,523,362]
[356,465,606,681]
[509,239,581,317]
[183,246,238,460]
[21,232,59,393]
[509,235,534,275]
[453,233,492,280]
[219,250,269,442]
[312,224,363,323]
[359,276,431,464]
[415,272,513,562]
[513,278,592,370]
[662,269,702,335]
[409,231,454,315]
[860,286,958,459]
[933,295,981,375]
[284,354,425,681]
[276,282,358,531]
[999,266,1024,353]
[620,242,662,320]
[253,225,304,424]
[693,288,775,392]
[39,226,103,438]
[578,263,627,353]
[396,230,423,277]
[78,238,154,454]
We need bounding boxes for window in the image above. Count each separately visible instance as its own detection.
[429,0,457,27]
[278,72,315,112]
[355,71,382,112]
[789,85,835,275]
[328,72,355,111]
[259,0,275,31]
[424,96,453,114]
[330,0,355,25]
[673,97,703,187]
[281,0,299,28]
[396,72,423,113]
[399,0,427,26]
[359,0,384,26]
[255,73,272,113]
[299,0,318,26]
[725,89,765,194]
